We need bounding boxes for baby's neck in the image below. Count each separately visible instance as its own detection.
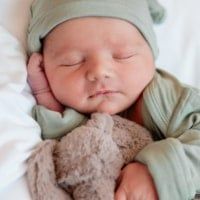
[121,95,143,125]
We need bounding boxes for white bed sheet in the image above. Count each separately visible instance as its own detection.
[0,0,200,199]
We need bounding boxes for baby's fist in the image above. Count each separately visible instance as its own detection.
[115,162,158,200]
[27,53,50,95]
[27,53,64,112]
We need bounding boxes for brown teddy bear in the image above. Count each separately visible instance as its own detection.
[27,113,152,200]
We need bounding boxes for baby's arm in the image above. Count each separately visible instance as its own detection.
[27,53,64,112]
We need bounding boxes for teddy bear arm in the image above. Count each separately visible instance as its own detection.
[72,177,116,200]
[112,115,153,164]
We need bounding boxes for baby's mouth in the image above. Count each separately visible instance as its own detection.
[89,90,119,98]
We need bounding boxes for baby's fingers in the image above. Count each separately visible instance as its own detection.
[27,53,43,74]
[27,53,50,94]
[115,186,127,200]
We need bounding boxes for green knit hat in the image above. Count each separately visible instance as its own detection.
[28,0,165,59]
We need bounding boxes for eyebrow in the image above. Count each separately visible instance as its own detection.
[49,47,71,59]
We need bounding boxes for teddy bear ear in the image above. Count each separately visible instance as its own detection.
[146,0,166,24]
[27,140,71,200]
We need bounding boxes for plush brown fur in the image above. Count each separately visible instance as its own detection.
[27,113,152,200]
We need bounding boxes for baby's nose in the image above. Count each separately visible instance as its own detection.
[86,59,114,82]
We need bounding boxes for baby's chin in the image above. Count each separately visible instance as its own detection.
[72,98,130,115]
[94,107,120,115]
[83,105,126,115]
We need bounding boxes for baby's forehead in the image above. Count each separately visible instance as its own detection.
[44,17,146,49]
[44,18,147,57]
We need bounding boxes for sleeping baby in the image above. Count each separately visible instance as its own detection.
[27,0,200,199]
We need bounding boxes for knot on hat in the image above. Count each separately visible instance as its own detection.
[147,0,166,24]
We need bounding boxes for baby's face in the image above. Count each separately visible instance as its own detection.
[43,17,155,114]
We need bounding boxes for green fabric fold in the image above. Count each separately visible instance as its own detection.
[32,105,88,139]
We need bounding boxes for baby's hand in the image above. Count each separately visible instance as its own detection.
[115,162,158,200]
[27,53,64,112]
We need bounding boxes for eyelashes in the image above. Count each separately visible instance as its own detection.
[60,58,85,67]
[113,53,137,60]
[62,61,84,67]
[61,53,137,67]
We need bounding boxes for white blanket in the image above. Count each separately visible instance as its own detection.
[0,26,41,198]
[0,0,200,199]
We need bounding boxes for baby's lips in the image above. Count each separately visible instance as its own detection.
[89,90,119,98]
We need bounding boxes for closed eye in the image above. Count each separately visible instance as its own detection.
[113,54,137,60]
[61,60,85,67]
